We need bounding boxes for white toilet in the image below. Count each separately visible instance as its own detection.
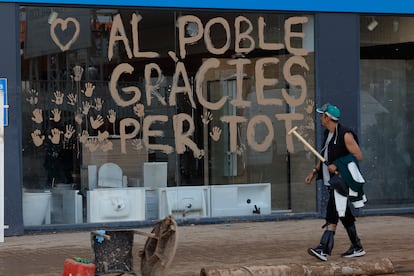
[98,163,127,188]
[22,191,52,226]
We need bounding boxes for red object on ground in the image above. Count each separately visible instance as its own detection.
[62,258,96,276]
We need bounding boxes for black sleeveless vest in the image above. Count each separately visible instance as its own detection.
[322,124,358,164]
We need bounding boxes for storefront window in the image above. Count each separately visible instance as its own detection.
[360,16,414,208]
[20,7,315,225]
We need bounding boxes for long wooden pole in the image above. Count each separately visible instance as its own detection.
[288,126,327,164]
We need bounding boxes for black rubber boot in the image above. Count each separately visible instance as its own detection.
[345,224,362,248]
[320,230,335,255]
[308,230,335,261]
[342,224,365,257]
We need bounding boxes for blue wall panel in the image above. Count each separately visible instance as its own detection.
[315,13,360,130]
[3,0,414,14]
[314,14,360,215]
[0,3,24,236]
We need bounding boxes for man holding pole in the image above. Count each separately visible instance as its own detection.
[304,103,366,261]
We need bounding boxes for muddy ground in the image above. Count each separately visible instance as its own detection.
[0,215,413,275]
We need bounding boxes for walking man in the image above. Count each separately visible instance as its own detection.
[305,103,366,261]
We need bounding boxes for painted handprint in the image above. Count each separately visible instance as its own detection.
[133,103,145,117]
[82,101,91,115]
[67,93,77,106]
[90,115,104,129]
[83,82,95,97]
[94,98,104,111]
[305,98,314,114]
[107,109,116,124]
[31,108,43,123]
[31,129,45,147]
[107,109,117,134]
[97,130,109,142]
[209,126,222,141]
[48,128,63,145]
[79,130,89,144]
[86,138,99,153]
[101,140,113,152]
[201,111,213,125]
[52,90,64,105]
[73,65,84,82]
[26,89,38,105]
[75,113,83,125]
[64,124,76,140]
[50,108,61,122]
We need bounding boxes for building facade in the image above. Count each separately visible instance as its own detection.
[1,1,414,236]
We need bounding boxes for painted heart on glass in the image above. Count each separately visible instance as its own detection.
[50,17,80,52]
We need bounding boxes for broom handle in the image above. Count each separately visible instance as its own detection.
[288,126,329,166]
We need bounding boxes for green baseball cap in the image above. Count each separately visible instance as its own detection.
[316,103,341,121]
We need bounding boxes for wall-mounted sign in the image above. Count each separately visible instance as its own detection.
[0,78,8,126]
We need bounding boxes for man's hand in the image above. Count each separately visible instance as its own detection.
[305,170,315,184]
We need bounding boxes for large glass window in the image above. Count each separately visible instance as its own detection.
[20,7,315,225]
[360,16,414,208]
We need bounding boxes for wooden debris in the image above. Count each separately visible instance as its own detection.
[201,257,395,276]
[140,215,178,276]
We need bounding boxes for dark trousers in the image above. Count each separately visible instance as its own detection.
[325,187,356,228]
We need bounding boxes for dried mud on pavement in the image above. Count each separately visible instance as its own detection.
[0,215,413,275]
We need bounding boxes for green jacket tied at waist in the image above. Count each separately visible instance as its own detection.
[333,154,367,208]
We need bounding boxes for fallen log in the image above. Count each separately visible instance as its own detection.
[200,257,394,276]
